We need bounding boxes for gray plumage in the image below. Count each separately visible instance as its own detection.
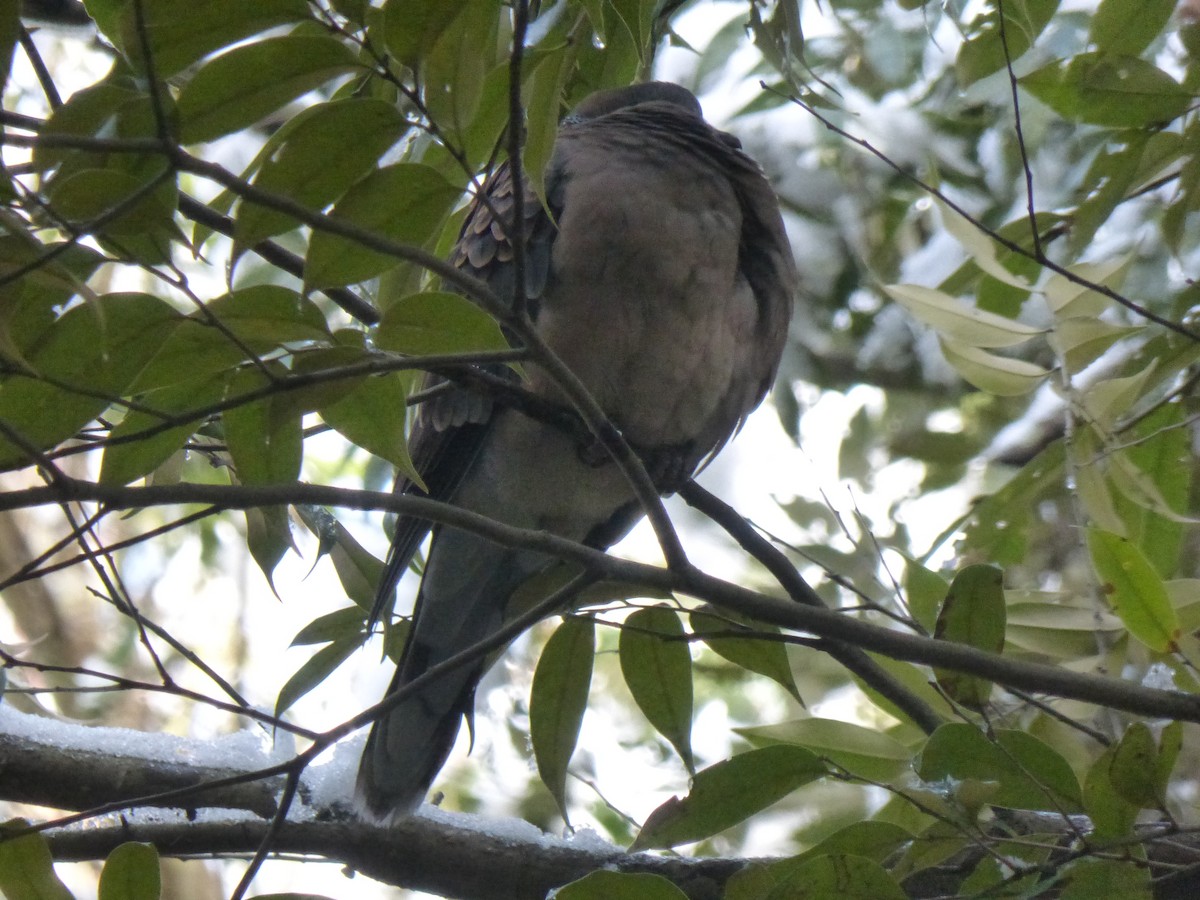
[356,81,796,821]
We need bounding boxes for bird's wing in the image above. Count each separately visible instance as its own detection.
[368,162,561,629]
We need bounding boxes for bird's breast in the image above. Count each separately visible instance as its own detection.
[533,142,759,453]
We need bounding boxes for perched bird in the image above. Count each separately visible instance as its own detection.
[356,81,796,821]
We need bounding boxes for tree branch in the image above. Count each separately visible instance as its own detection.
[2,477,1199,725]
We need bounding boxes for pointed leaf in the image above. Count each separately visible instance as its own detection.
[933,564,1006,709]
[1086,527,1180,652]
[304,164,462,290]
[939,338,1049,396]
[223,368,303,485]
[1107,722,1160,808]
[116,0,312,77]
[619,606,694,773]
[275,636,361,717]
[245,504,294,597]
[176,36,360,143]
[373,291,509,356]
[100,375,228,485]
[530,617,594,820]
[631,745,826,850]
[956,0,1060,86]
[688,610,802,704]
[233,99,408,252]
[918,723,1082,811]
[289,606,366,647]
[0,293,181,470]
[1090,0,1175,58]
[1084,744,1139,839]
[885,284,1042,348]
[318,372,420,478]
[737,717,910,781]
[1021,53,1189,129]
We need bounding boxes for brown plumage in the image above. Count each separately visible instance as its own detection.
[356,81,796,821]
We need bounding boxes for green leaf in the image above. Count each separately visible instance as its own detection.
[318,372,420,476]
[764,854,906,900]
[1107,722,1160,808]
[904,559,949,633]
[687,610,802,705]
[223,369,304,485]
[295,505,386,611]
[1021,53,1190,129]
[938,339,1049,396]
[935,199,1037,292]
[1155,721,1183,802]
[245,504,294,597]
[1079,359,1157,430]
[379,0,470,67]
[1084,744,1139,839]
[373,291,509,356]
[289,606,366,647]
[98,842,160,900]
[1086,527,1180,652]
[1049,317,1141,375]
[727,824,914,900]
[422,0,499,135]
[619,606,694,774]
[1005,599,1124,657]
[0,822,73,900]
[554,871,688,900]
[918,723,1083,812]
[1060,858,1152,900]
[956,0,1060,86]
[99,374,228,485]
[884,284,1043,348]
[303,164,461,290]
[521,43,573,204]
[933,564,1006,709]
[115,0,312,76]
[957,443,1065,565]
[1041,254,1131,318]
[0,292,182,470]
[176,35,361,143]
[233,98,409,253]
[1089,0,1175,57]
[44,168,182,266]
[1113,403,1191,577]
[275,635,360,717]
[631,745,826,850]
[530,617,594,820]
[204,286,331,348]
[736,717,910,782]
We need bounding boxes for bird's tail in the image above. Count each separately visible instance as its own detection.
[355,528,540,821]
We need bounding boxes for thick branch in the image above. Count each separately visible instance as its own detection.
[3,477,1200,725]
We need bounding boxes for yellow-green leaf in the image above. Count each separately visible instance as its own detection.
[1086,527,1180,652]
